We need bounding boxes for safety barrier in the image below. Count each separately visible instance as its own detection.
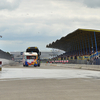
[0,61,2,71]
[48,60,69,63]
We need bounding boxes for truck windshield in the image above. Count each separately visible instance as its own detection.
[26,56,36,59]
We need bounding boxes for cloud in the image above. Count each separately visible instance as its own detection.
[0,0,21,10]
[0,40,52,52]
[0,0,100,51]
[65,0,100,8]
[72,0,100,8]
[83,0,100,8]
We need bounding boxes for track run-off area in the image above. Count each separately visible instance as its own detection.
[0,63,100,100]
[1,63,100,80]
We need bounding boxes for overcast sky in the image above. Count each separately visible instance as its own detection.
[0,0,100,52]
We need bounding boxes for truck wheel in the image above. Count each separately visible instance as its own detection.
[38,64,40,67]
[23,64,25,67]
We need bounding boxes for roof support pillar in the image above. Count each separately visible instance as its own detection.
[75,40,78,56]
[72,40,75,56]
[82,37,85,55]
[78,39,80,56]
[91,34,94,54]
[80,39,82,56]
[94,32,98,55]
[75,38,78,56]
[88,35,91,55]
[85,36,88,55]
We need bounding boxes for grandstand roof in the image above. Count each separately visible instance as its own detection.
[46,29,100,53]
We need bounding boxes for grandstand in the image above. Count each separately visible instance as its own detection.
[0,49,12,60]
[46,29,100,65]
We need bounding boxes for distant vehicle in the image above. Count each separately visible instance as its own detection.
[23,47,41,67]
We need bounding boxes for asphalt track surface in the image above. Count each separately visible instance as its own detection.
[0,63,100,100]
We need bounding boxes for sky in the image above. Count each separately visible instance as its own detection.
[0,0,100,52]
